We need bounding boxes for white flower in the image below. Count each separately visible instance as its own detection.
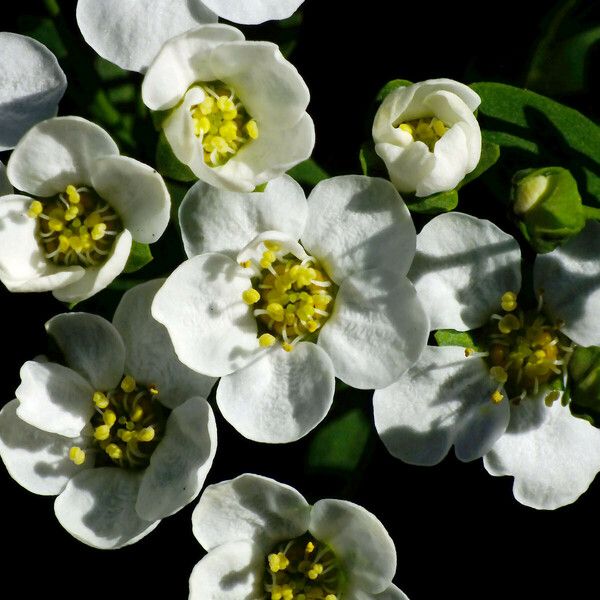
[0,280,217,549]
[142,24,314,193]
[0,116,170,303]
[0,32,67,151]
[372,79,481,197]
[76,0,305,73]
[373,212,600,510]
[153,174,428,443]
[189,473,408,600]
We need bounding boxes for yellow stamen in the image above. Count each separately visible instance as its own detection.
[242,288,261,305]
[501,291,518,312]
[491,390,504,404]
[93,391,109,408]
[27,200,43,218]
[66,185,81,204]
[259,333,277,347]
[105,443,123,460]
[121,375,136,393]
[137,427,155,442]
[68,446,86,465]
[94,424,111,441]
[103,409,117,427]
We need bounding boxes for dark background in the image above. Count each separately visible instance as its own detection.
[2,1,600,598]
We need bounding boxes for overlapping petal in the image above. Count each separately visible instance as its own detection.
[201,0,305,24]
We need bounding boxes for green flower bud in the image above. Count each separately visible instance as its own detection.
[511,167,585,253]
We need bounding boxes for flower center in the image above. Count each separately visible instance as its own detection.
[68,375,167,469]
[264,534,343,600]
[240,240,336,352]
[395,117,448,151]
[189,82,258,168]
[27,184,122,268]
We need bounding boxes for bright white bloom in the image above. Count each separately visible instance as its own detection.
[142,24,314,192]
[372,79,481,197]
[76,0,305,72]
[0,280,217,549]
[0,32,67,150]
[153,175,428,443]
[0,116,170,303]
[189,473,408,600]
[374,212,600,509]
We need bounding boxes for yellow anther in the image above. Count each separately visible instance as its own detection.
[240,260,252,269]
[264,240,281,251]
[48,218,63,232]
[398,123,414,136]
[223,108,238,120]
[464,348,475,357]
[137,427,155,442]
[194,116,211,137]
[325,596,337,600]
[211,136,230,154]
[282,342,294,352]
[64,205,79,221]
[498,313,521,334]
[148,385,159,396]
[84,212,102,227]
[490,366,508,384]
[121,375,136,393]
[93,391,109,408]
[68,446,86,465]
[242,288,261,305]
[219,121,238,141]
[27,200,43,218]
[131,405,144,422]
[431,118,447,137]
[91,223,107,240]
[267,303,285,322]
[545,390,561,407]
[268,552,289,573]
[263,250,276,263]
[94,424,111,441]
[491,390,504,404]
[307,563,324,580]
[306,320,319,333]
[58,235,70,253]
[69,236,83,252]
[313,294,331,310]
[297,305,315,322]
[105,443,123,460]
[66,185,81,204]
[199,96,215,115]
[117,429,134,442]
[103,409,117,427]
[305,541,315,553]
[501,291,518,312]
[259,333,277,348]
[246,120,259,140]
[217,95,235,112]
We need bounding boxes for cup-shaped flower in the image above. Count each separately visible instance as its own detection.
[189,473,408,600]
[0,32,67,150]
[0,280,217,548]
[153,175,428,443]
[373,212,600,509]
[0,116,170,303]
[142,24,314,192]
[372,79,481,197]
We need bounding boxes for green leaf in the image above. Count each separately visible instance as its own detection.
[307,409,371,473]
[358,142,387,177]
[123,241,153,274]
[568,346,600,425]
[156,132,197,183]
[375,79,413,103]
[287,158,329,187]
[405,189,458,215]
[434,329,480,350]
[457,139,501,189]
[19,16,66,58]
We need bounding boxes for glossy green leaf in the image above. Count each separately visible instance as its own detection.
[375,79,413,103]
[287,158,329,187]
[123,241,153,274]
[156,132,197,183]
[405,189,458,215]
[434,329,480,350]
[458,139,501,189]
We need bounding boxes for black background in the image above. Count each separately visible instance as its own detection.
[2,1,600,598]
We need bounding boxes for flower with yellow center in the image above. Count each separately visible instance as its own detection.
[153,174,428,443]
[0,117,170,303]
[189,474,409,600]
[374,213,600,510]
[0,280,216,548]
[142,24,314,192]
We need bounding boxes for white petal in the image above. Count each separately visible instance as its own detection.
[375,141,435,194]
[236,230,309,274]
[534,221,600,347]
[210,41,309,127]
[180,175,307,260]
[0,161,12,194]
[91,156,170,244]
[484,396,600,509]
[201,0,305,25]
[152,253,259,377]
[319,271,429,389]
[189,540,263,600]
[310,499,396,594]
[7,116,119,197]
[0,195,84,291]
[373,346,509,465]
[52,229,133,304]
[0,400,91,496]
[137,397,217,521]
[16,361,94,437]
[302,175,416,283]
[45,313,125,391]
[192,473,310,551]
[217,342,335,443]
[142,24,244,110]
[0,33,66,151]
[113,279,215,408]
[374,585,410,600]
[77,0,218,73]
[409,212,522,331]
[54,467,158,548]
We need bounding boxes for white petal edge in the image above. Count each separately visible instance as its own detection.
[201,0,305,25]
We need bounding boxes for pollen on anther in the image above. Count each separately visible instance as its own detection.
[68,446,86,465]
[121,375,136,393]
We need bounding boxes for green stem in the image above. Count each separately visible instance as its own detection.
[582,205,600,221]
[44,0,60,17]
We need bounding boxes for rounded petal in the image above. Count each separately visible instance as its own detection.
[137,397,217,521]
[0,400,91,496]
[409,213,522,331]
[152,254,259,377]
[201,0,304,25]
[534,221,600,346]
[54,467,158,549]
[484,396,600,509]
[0,161,12,194]
[192,473,310,551]
[0,32,66,151]
[217,342,335,443]
[91,155,170,244]
[77,0,218,73]
[374,141,435,195]
[113,279,215,408]
[16,360,94,438]
[210,41,309,126]
[189,540,263,600]
[0,195,84,292]
[7,116,119,197]
[52,229,133,304]
[310,499,396,594]
[45,313,125,391]
[373,346,509,466]
[142,24,244,110]
[302,175,416,283]
[319,271,429,389]
[374,585,410,600]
